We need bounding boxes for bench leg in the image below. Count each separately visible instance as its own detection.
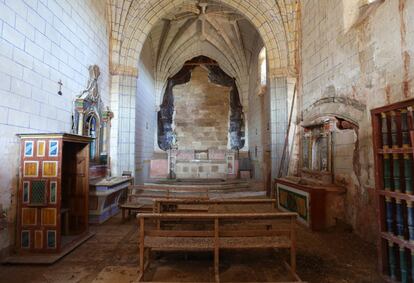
[291,245,296,274]
[138,218,145,282]
[122,208,126,221]
[214,218,220,283]
[214,249,220,283]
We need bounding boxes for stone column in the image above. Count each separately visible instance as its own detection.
[110,74,137,176]
[269,76,288,179]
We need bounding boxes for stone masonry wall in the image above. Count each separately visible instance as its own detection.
[173,67,230,150]
[301,0,414,242]
[0,0,109,254]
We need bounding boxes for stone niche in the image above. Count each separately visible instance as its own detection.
[157,56,245,151]
[275,116,349,230]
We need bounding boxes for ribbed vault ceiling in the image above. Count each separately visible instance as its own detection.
[147,1,261,82]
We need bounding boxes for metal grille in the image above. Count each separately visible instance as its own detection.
[30,181,46,205]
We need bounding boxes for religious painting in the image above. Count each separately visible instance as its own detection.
[24,161,38,177]
[277,183,309,225]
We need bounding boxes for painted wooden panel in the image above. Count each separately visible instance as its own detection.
[24,141,34,157]
[37,141,45,157]
[47,230,56,249]
[21,231,30,248]
[49,182,57,204]
[48,140,59,156]
[41,208,56,226]
[42,161,58,177]
[21,208,37,226]
[34,230,43,249]
[23,181,30,204]
[24,161,38,177]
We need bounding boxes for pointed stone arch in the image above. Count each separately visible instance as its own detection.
[108,0,299,177]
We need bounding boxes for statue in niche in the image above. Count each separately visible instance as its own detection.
[72,65,113,164]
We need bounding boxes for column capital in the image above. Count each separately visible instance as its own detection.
[268,66,297,78]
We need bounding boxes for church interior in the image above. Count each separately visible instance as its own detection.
[0,0,413,282]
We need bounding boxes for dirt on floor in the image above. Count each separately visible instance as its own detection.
[0,214,383,283]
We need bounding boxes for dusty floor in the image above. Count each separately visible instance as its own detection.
[0,213,383,283]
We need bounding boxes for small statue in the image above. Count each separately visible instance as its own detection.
[79,65,100,102]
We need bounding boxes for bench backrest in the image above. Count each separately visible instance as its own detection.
[128,185,209,202]
[153,198,277,213]
[137,212,297,239]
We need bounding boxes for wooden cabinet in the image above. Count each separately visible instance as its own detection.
[16,133,92,256]
[371,99,414,283]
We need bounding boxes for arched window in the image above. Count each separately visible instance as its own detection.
[257,47,267,96]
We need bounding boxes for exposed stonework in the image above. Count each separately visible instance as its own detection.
[174,67,230,150]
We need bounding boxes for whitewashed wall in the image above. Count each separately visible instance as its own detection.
[135,40,156,183]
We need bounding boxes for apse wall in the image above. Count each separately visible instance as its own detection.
[0,0,109,254]
[301,0,414,242]
[173,67,230,150]
[135,40,156,183]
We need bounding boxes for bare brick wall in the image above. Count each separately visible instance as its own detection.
[173,67,230,150]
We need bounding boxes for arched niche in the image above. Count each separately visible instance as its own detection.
[157,56,245,151]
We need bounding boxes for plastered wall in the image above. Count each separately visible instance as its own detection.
[301,0,414,241]
[135,41,156,183]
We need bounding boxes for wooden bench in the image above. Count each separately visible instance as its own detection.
[120,185,210,220]
[153,198,277,213]
[137,212,300,282]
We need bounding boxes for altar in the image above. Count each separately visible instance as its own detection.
[88,176,133,224]
[171,149,237,179]
[150,149,238,179]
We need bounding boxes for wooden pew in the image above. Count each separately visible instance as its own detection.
[120,185,209,220]
[153,198,277,213]
[137,212,300,283]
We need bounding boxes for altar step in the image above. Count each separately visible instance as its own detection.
[142,182,251,191]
